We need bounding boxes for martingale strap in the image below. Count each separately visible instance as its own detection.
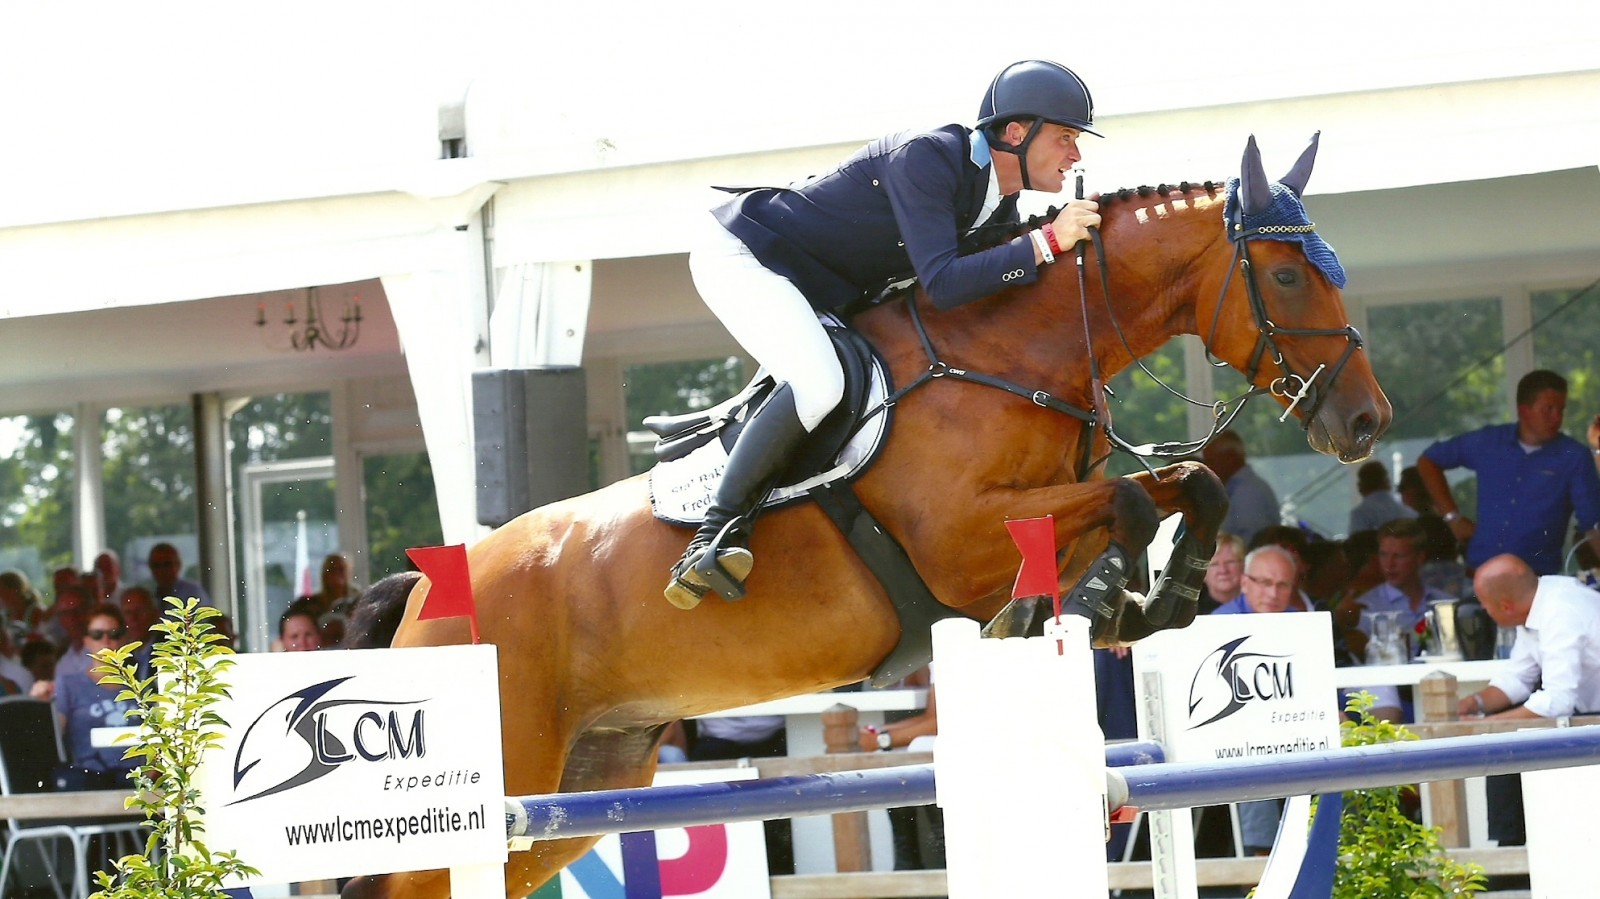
[808,481,971,687]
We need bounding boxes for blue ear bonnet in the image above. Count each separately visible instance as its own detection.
[1224,177,1347,289]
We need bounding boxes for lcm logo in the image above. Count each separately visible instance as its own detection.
[1186,635,1296,730]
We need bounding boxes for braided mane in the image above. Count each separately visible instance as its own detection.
[965,180,1228,252]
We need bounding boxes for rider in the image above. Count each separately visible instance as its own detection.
[665,59,1105,610]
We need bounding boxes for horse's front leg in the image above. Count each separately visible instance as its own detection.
[1119,460,1230,638]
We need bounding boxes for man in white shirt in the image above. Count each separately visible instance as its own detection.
[1456,553,1600,845]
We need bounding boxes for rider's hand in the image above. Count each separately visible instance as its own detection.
[1448,516,1476,544]
[1050,199,1101,248]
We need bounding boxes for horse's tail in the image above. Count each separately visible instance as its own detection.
[344,570,423,649]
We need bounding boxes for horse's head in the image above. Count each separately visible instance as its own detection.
[1197,133,1392,462]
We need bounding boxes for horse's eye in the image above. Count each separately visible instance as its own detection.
[1272,269,1299,287]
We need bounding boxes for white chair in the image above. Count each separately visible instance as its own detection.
[0,696,145,899]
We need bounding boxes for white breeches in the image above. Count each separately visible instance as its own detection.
[689,214,846,432]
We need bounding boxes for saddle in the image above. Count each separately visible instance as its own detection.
[645,315,973,687]
[645,317,890,526]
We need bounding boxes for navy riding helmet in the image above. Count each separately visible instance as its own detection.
[978,60,1099,189]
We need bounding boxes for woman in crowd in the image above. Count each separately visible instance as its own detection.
[1200,533,1247,614]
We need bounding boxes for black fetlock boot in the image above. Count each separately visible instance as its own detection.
[664,386,809,609]
[1062,542,1134,646]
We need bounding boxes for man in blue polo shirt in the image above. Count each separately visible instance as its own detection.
[1417,369,1600,575]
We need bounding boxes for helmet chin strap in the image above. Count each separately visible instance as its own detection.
[988,120,1046,191]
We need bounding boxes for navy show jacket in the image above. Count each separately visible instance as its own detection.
[712,124,1038,311]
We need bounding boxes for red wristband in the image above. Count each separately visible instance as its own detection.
[1042,222,1063,255]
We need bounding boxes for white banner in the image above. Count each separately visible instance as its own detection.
[195,645,506,886]
[1134,613,1341,764]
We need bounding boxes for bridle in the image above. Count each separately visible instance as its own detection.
[854,183,1364,478]
[1207,215,1365,430]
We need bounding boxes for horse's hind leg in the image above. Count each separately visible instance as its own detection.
[502,725,668,896]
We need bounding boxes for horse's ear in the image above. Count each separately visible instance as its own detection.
[1240,134,1272,215]
[1280,131,1321,197]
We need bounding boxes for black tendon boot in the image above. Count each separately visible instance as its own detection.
[664,385,809,609]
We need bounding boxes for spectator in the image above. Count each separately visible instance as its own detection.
[1349,461,1416,534]
[1213,544,1307,616]
[1342,519,1455,661]
[858,676,945,872]
[52,604,138,790]
[1417,369,1600,575]
[119,587,159,645]
[277,603,322,652]
[1201,430,1281,542]
[1458,553,1600,846]
[21,639,56,685]
[92,550,128,603]
[299,553,361,617]
[51,566,80,598]
[146,542,213,607]
[0,569,43,643]
[43,584,92,666]
[1397,465,1435,516]
[0,627,32,695]
[1200,533,1246,614]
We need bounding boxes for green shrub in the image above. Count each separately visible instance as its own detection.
[88,596,260,899]
[1329,692,1485,899]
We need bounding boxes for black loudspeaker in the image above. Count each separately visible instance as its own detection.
[473,367,588,528]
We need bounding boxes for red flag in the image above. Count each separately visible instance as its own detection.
[1006,515,1060,610]
[406,544,479,644]
[1006,516,1065,653]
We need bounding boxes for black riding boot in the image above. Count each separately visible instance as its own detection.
[664,386,809,609]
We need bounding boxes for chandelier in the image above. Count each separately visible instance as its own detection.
[256,287,362,352]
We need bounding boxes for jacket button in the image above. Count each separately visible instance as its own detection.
[897,241,904,247]
[872,179,880,186]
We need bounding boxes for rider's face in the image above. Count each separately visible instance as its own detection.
[1022,124,1083,194]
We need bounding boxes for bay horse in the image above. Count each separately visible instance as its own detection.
[343,134,1391,898]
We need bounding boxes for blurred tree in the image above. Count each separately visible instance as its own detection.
[0,413,76,581]
[1104,339,1191,478]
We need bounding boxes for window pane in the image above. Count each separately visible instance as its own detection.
[226,392,335,627]
[364,451,443,581]
[1368,298,1506,443]
[104,403,201,587]
[1531,287,1600,442]
[0,412,75,589]
[623,357,747,476]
